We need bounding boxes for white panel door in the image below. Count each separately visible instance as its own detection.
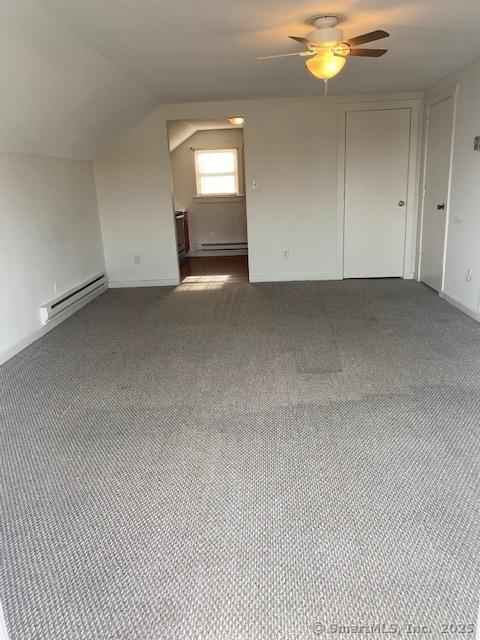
[420,96,454,292]
[344,108,411,278]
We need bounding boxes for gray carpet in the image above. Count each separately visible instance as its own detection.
[1,279,479,639]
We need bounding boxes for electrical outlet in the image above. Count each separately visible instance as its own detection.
[282,248,289,260]
[466,268,473,283]
[134,254,141,264]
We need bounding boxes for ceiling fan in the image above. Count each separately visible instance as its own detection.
[259,16,389,90]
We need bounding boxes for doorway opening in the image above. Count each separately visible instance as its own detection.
[166,118,249,286]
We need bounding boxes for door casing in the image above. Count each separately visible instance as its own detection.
[417,84,459,293]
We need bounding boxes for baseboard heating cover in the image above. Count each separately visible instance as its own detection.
[40,273,107,325]
[195,242,248,254]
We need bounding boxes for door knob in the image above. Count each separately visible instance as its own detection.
[437,203,445,211]
[398,200,406,207]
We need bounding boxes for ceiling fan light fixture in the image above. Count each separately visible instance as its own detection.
[228,116,244,126]
[306,50,346,80]
[258,15,389,87]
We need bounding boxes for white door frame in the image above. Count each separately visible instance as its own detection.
[336,99,423,279]
[417,83,459,292]
[0,601,9,640]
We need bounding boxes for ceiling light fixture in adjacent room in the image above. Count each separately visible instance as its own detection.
[228,117,244,126]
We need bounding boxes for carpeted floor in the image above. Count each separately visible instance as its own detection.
[1,279,479,639]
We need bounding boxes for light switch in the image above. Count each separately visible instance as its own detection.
[474,136,480,151]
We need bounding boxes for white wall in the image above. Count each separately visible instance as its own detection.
[170,128,247,252]
[94,93,422,285]
[93,115,179,287]
[246,98,338,281]
[0,153,105,361]
[425,58,480,318]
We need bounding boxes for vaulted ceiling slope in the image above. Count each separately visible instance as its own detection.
[168,119,238,152]
[1,0,157,160]
[34,0,480,102]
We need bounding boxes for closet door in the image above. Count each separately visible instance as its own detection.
[344,108,411,278]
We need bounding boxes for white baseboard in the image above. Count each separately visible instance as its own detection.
[0,284,107,366]
[440,291,480,322]
[249,272,340,283]
[109,278,179,288]
[0,601,9,640]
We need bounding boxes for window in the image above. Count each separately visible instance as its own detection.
[194,149,239,196]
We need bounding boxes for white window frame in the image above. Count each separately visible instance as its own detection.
[194,148,239,197]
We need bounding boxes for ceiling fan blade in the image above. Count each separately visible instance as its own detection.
[258,51,314,60]
[348,48,388,57]
[288,36,310,45]
[345,30,389,47]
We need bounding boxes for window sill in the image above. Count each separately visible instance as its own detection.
[193,194,245,204]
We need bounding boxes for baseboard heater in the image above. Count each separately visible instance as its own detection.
[195,242,248,253]
[40,273,107,325]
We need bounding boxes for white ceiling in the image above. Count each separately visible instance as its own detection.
[35,0,480,102]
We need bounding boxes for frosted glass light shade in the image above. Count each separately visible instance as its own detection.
[306,51,346,80]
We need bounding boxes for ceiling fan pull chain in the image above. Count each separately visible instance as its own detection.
[324,79,328,96]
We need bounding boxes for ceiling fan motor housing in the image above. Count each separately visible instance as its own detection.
[308,16,344,45]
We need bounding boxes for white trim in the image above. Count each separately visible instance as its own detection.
[0,601,10,640]
[193,194,245,203]
[476,596,480,640]
[249,272,339,283]
[440,291,480,323]
[336,99,422,113]
[335,109,346,279]
[108,278,179,288]
[417,83,459,291]
[336,99,422,280]
[404,101,423,278]
[0,284,107,366]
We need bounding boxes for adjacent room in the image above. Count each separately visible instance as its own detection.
[1,1,480,639]
[168,118,250,286]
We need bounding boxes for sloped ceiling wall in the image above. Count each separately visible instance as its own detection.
[1,0,158,160]
[167,121,197,153]
[167,120,239,152]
